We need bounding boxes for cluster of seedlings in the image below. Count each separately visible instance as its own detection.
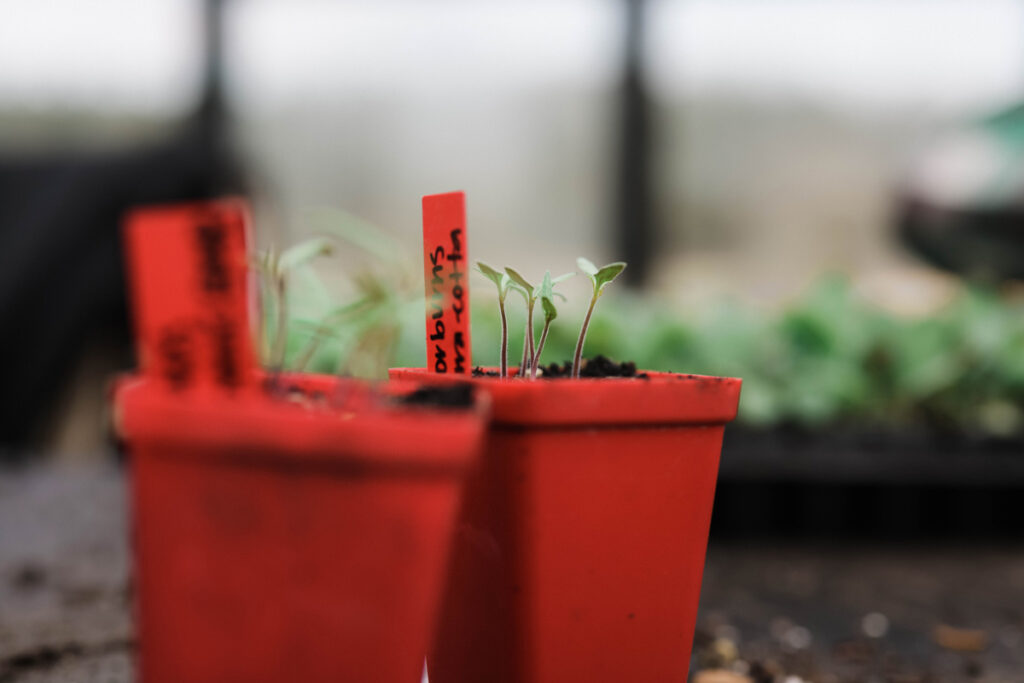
[254,209,417,379]
[476,258,626,379]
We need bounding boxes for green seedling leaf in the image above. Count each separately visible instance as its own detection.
[548,272,574,303]
[537,270,572,322]
[572,258,627,377]
[551,272,575,285]
[577,258,625,295]
[477,262,513,298]
[508,282,532,304]
[541,295,558,321]
[504,267,534,295]
[476,261,505,287]
[506,268,539,377]
[477,261,513,377]
[577,257,598,277]
[278,237,334,272]
[538,271,555,301]
[594,262,626,290]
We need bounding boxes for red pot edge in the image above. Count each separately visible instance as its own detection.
[389,367,742,428]
[113,373,491,471]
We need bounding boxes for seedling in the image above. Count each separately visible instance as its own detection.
[475,258,623,379]
[256,210,417,378]
[255,237,334,371]
[572,258,626,378]
[502,268,574,379]
[530,271,573,379]
[504,268,537,377]
[476,262,513,377]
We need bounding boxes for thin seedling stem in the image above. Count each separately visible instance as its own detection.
[572,295,597,379]
[270,274,288,371]
[531,319,551,379]
[499,297,509,378]
[523,303,535,378]
[519,318,530,376]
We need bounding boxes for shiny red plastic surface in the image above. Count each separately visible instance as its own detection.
[421,191,472,374]
[116,375,487,683]
[122,199,256,396]
[390,368,741,682]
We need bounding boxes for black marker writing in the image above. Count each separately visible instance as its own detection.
[158,326,192,390]
[211,314,240,388]
[196,223,229,293]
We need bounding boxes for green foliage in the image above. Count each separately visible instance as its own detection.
[267,217,1024,437]
[277,237,334,272]
[476,261,515,376]
[476,262,512,301]
[539,272,560,322]
[577,258,626,296]
[454,275,1024,436]
[504,267,533,296]
[573,258,627,376]
[530,271,574,377]
[256,211,416,379]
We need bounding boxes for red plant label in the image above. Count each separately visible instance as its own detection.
[422,191,472,374]
[123,199,256,395]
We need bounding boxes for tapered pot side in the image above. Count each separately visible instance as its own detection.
[389,367,742,683]
[115,375,487,683]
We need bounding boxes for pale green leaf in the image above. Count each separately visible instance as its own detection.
[551,272,576,284]
[576,257,598,276]
[504,267,533,293]
[278,237,333,272]
[475,262,505,287]
[541,295,558,321]
[595,262,627,291]
[508,281,531,303]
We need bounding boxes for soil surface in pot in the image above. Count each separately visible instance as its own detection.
[472,355,649,379]
[260,375,476,411]
[393,383,475,409]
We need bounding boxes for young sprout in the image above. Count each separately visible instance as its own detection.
[504,268,536,377]
[572,258,626,378]
[529,271,573,379]
[475,262,513,378]
[255,237,334,371]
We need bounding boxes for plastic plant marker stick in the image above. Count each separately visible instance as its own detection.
[122,199,257,396]
[422,191,472,374]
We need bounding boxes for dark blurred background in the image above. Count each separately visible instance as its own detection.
[3,1,1024,680]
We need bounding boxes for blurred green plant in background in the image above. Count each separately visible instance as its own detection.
[262,215,1024,438]
[255,208,420,379]
[446,277,1024,437]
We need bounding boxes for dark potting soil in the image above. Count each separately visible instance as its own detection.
[261,374,475,411]
[472,356,649,379]
[394,383,475,409]
[539,355,648,379]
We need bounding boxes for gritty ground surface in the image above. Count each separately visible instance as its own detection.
[0,465,131,683]
[1,464,1022,682]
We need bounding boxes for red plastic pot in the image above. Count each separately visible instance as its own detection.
[115,375,487,683]
[389,368,741,682]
